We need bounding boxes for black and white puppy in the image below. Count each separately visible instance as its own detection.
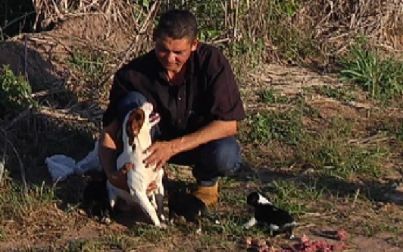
[168,190,206,224]
[244,191,297,238]
[82,174,112,224]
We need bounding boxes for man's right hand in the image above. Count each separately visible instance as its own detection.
[107,163,134,191]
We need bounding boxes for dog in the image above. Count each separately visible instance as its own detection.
[106,102,165,227]
[82,173,112,224]
[244,191,297,238]
[168,190,206,225]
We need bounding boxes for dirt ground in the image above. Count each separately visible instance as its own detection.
[0,14,402,252]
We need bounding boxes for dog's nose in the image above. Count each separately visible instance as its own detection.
[150,112,160,123]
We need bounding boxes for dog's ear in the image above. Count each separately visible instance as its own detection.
[126,108,145,147]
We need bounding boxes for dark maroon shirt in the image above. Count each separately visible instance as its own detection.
[103,43,245,140]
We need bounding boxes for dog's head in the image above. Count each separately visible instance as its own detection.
[126,108,145,147]
[246,191,273,207]
[123,102,159,147]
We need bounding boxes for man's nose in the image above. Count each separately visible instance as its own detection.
[167,52,176,63]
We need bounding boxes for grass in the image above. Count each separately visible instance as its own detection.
[259,88,289,104]
[68,49,110,99]
[0,180,56,222]
[306,85,356,102]
[296,117,385,179]
[242,108,304,145]
[340,45,403,101]
[264,179,325,215]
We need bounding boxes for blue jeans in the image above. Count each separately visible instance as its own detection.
[117,91,242,185]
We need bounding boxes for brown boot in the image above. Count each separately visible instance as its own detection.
[192,183,219,207]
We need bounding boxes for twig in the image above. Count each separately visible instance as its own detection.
[4,108,32,131]
[352,188,360,208]
[0,127,27,193]
[96,1,160,88]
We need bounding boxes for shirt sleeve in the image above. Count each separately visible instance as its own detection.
[102,70,129,127]
[207,49,246,121]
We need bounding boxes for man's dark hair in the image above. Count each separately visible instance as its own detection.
[154,9,198,40]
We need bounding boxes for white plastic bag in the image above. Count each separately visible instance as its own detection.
[75,140,101,174]
[45,140,101,182]
[45,154,76,182]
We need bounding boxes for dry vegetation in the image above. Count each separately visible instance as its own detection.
[0,0,402,251]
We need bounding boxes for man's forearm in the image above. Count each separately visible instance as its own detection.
[170,120,237,155]
[98,121,119,177]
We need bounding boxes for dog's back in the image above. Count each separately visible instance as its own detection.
[168,190,206,223]
[246,191,296,237]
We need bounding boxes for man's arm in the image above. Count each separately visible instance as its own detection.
[144,120,237,169]
[99,120,131,190]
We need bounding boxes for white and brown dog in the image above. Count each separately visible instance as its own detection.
[106,102,165,227]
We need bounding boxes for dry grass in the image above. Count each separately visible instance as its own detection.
[296,0,403,54]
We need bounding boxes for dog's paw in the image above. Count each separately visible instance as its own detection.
[159,214,166,222]
[101,216,112,225]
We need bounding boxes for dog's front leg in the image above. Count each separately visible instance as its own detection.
[155,170,165,221]
[134,191,161,227]
[244,217,257,229]
[106,181,118,209]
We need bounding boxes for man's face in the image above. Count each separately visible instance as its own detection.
[154,36,198,73]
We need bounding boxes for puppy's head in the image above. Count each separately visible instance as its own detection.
[246,191,272,207]
[126,108,145,147]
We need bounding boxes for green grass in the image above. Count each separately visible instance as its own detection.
[340,46,403,101]
[242,108,304,145]
[296,118,385,179]
[128,225,167,242]
[0,180,56,222]
[68,49,109,95]
[64,239,103,252]
[307,85,356,102]
[265,180,325,215]
[259,88,289,104]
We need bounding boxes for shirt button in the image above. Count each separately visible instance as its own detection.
[178,96,182,101]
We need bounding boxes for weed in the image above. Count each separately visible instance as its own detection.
[64,239,102,251]
[308,85,356,102]
[0,181,56,222]
[243,109,304,145]
[259,88,289,104]
[103,234,139,251]
[128,225,166,242]
[267,180,324,215]
[68,50,108,83]
[0,228,5,241]
[296,118,384,178]
[0,65,36,118]
[376,118,403,142]
[340,45,403,101]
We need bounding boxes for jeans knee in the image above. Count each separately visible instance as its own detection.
[209,138,241,176]
[117,91,147,121]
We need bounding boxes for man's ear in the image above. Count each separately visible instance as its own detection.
[190,39,198,52]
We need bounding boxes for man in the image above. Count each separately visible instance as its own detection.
[99,9,245,207]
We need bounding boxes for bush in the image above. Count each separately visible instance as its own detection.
[0,65,35,118]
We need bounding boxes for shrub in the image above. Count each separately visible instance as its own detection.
[0,65,35,118]
[340,46,403,101]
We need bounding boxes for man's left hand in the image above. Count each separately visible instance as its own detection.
[144,141,175,170]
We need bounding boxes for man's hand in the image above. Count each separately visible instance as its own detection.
[107,163,158,193]
[144,141,176,170]
[107,163,133,191]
